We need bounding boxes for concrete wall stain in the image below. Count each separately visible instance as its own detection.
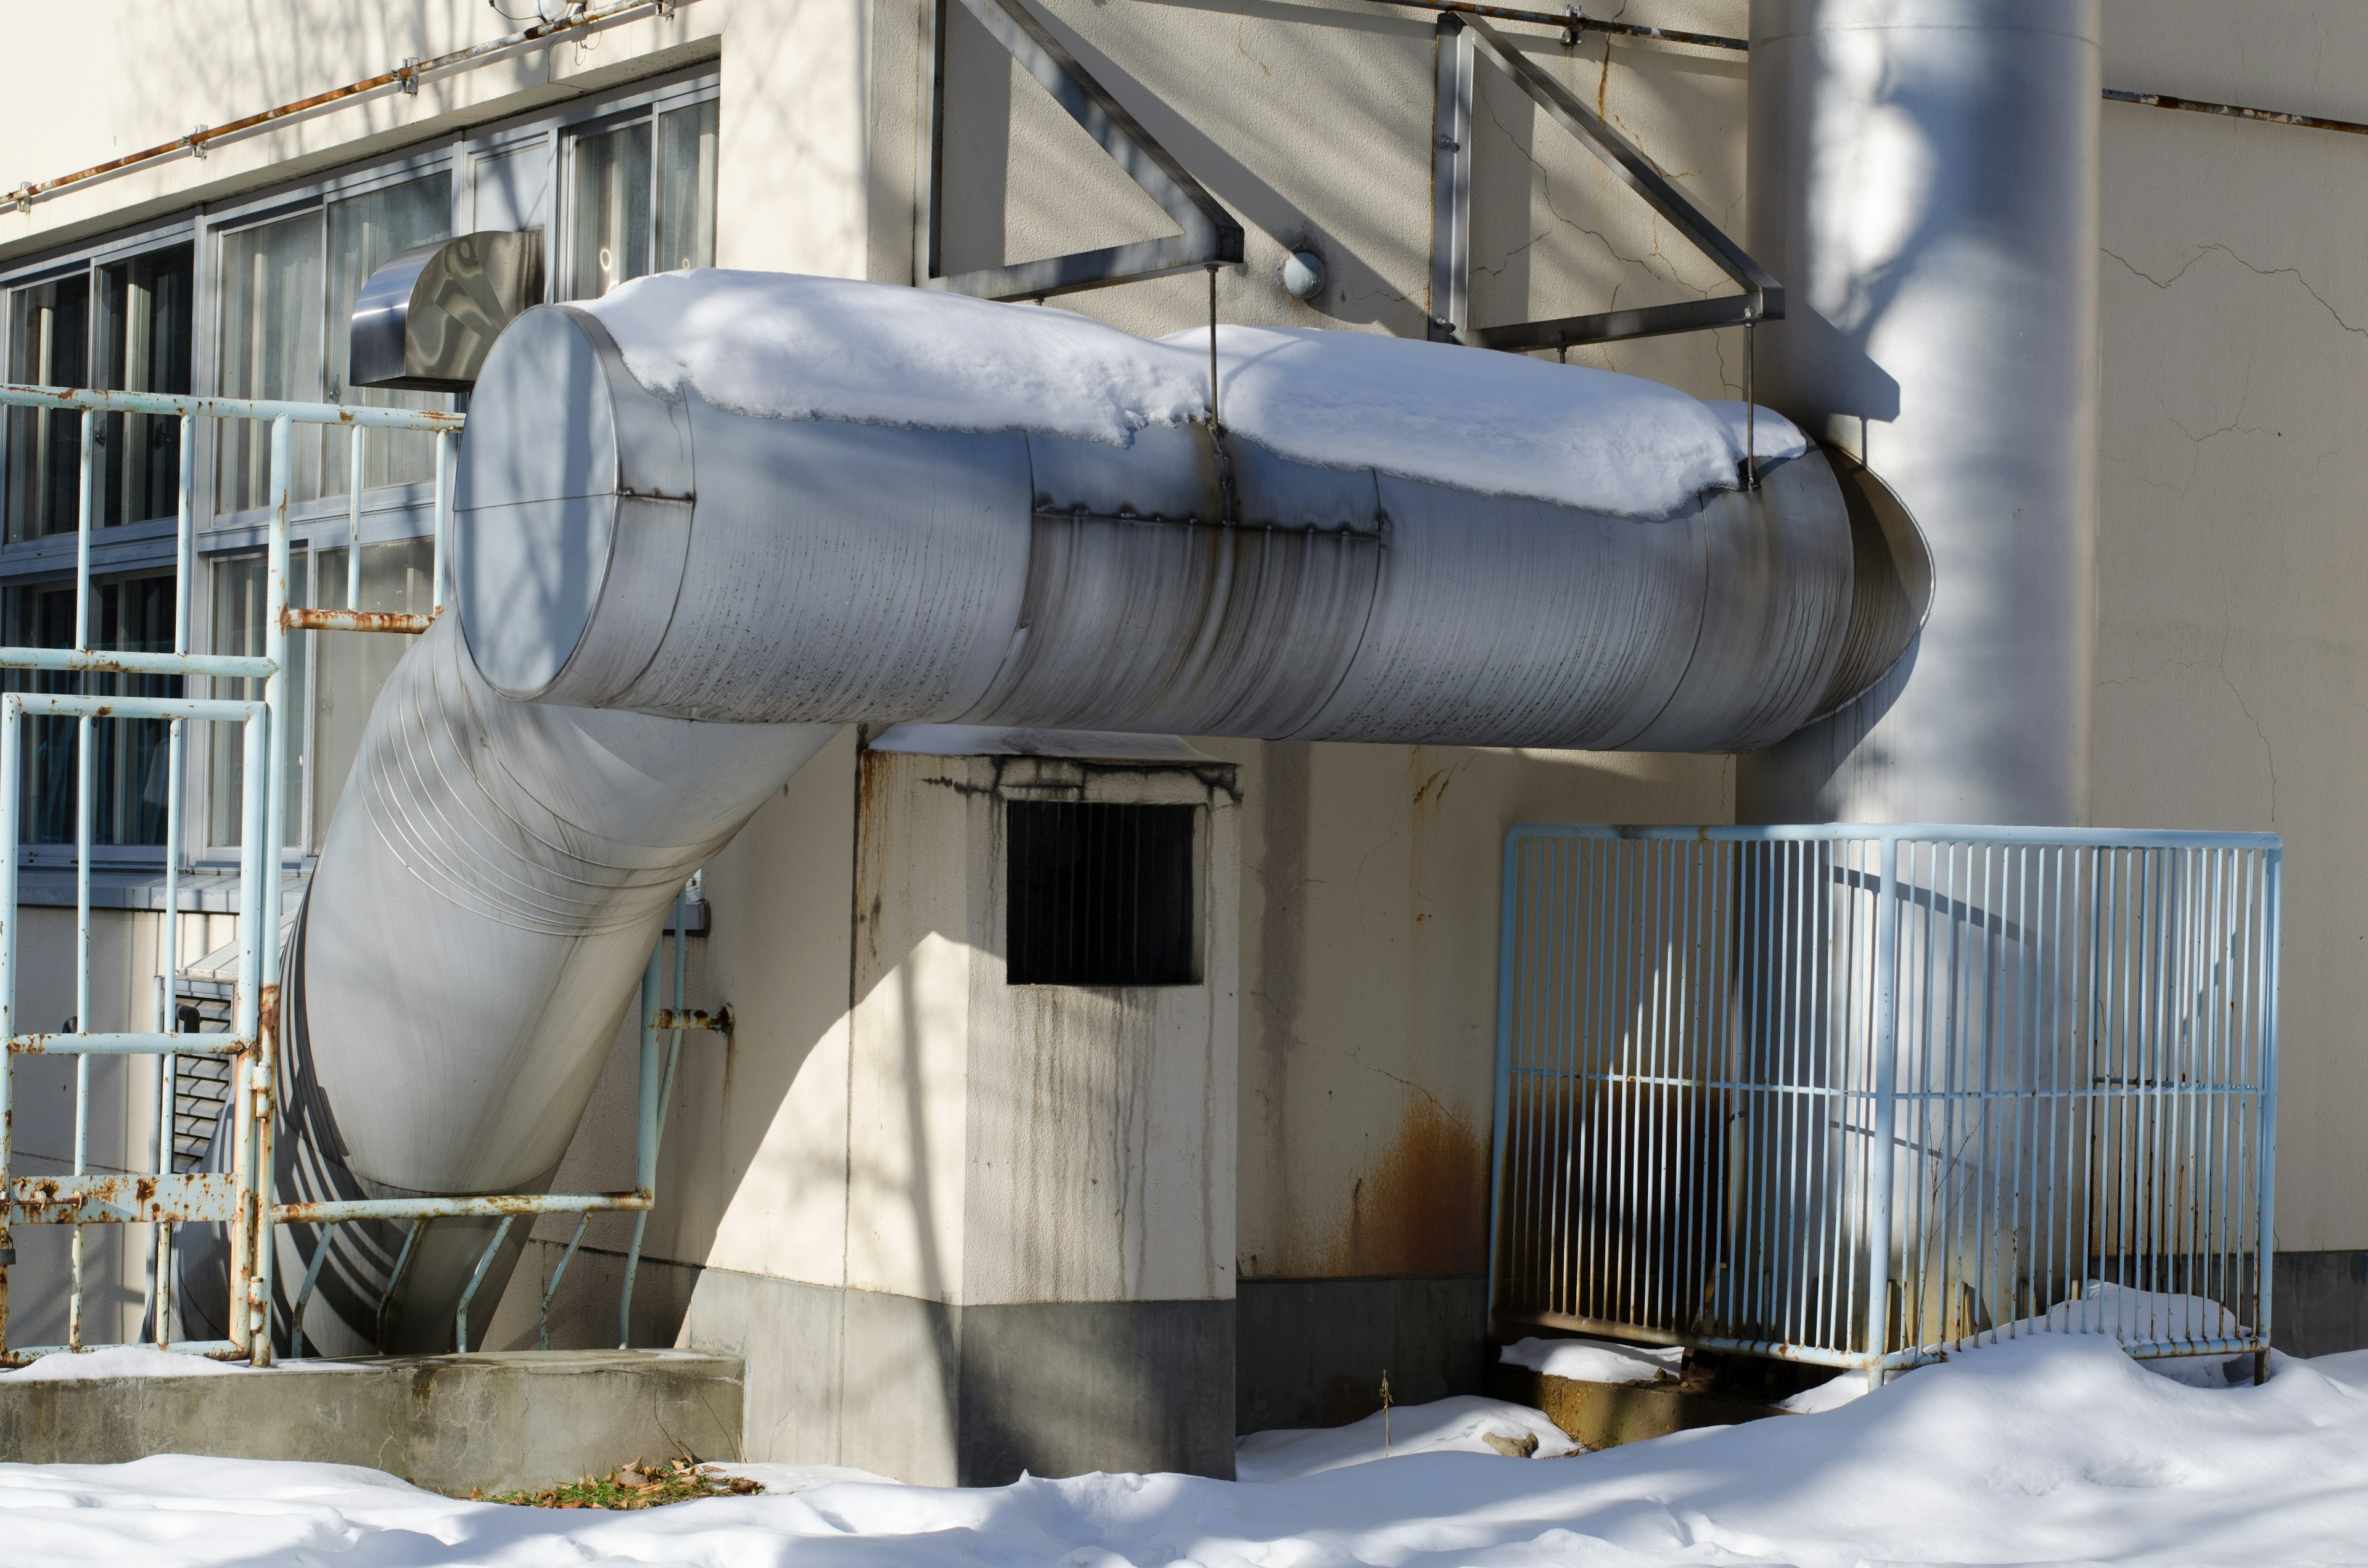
[1326,1093,1489,1278]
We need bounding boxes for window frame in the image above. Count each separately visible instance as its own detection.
[1,225,200,554]
[556,75,723,303]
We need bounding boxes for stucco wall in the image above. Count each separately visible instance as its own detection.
[2094,0,2368,1256]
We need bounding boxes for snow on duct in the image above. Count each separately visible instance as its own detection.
[191,273,1930,1353]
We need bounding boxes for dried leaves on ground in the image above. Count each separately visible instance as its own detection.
[478,1458,758,1509]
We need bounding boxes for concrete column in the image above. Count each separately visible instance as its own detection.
[1738,0,2100,826]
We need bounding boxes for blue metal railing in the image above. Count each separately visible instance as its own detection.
[0,381,696,1365]
[1490,823,2282,1388]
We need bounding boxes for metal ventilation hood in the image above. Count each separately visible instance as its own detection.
[350,231,543,392]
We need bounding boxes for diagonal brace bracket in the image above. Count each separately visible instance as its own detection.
[1429,12,1782,351]
[916,0,1245,301]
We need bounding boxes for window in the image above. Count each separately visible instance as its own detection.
[215,174,450,513]
[308,538,434,851]
[568,100,718,299]
[1005,802,1198,986]
[4,276,88,543]
[7,575,179,846]
[94,248,195,528]
[208,550,305,848]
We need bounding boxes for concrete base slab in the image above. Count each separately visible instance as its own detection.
[0,1349,742,1495]
[1487,1363,1783,1450]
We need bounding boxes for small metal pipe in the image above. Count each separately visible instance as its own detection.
[281,607,436,636]
[0,383,462,430]
[69,713,91,1352]
[0,699,17,1355]
[2103,87,2368,139]
[74,414,93,654]
[616,925,678,1350]
[454,1215,515,1353]
[347,426,365,610]
[4,692,265,723]
[1207,267,1222,430]
[1743,322,1758,489]
[1355,0,1746,51]
[432,431,451,612]
[3,0,697,213]
[10,1033,247,1056]
[275,1191,649,1225]
[540,1213,591,1350]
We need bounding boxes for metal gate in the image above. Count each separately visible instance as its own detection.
[1489,823,2281,1385]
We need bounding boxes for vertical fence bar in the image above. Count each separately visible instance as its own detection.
[2255,849,2281,1381]
[157,414,194,1349]
[69,713,91,1352]
[75,414,93,654]
[1862,832,1901,1384]
[1487,828,1521,1336]
[619,943,664,1348]
[0,697,18,1356]
[226,700,268,1355]
[432,430,452,612]
[348,425,365,609]
[250,416,294,1366]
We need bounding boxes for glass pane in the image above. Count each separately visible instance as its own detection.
[570,121,651,299]
[207,550,305,849]
[9,575,179,847]
[656,102,720,273]
[95,244,195,527]
[216,211,324,512]
[325,174,451,495]
[4,273,92,543]
[310,538,433,852]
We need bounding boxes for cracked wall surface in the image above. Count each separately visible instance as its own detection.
[2097,0,2368,1254]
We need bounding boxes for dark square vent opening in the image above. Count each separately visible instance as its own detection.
[1006,801,1198,986]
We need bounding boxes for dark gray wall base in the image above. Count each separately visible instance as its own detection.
[958,1299,1233,1484]
[678,1267,1234,1484]
[2274,1250,2368,1357]
[1235,1275,1486,1434]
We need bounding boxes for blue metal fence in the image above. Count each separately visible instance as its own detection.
[1490,823,2281,1387]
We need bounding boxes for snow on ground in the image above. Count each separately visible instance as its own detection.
[1776,1282,2264,1414]
[1498,1335,1682,1386]
[6,1332,2368,1565]
[1233,1395,1577,1480]
[576,271,1803,518]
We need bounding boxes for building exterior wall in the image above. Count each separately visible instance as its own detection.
[2091,2,2368,1272]
[4,0,2367,1447]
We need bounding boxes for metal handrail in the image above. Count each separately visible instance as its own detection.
[0,382,698,1366]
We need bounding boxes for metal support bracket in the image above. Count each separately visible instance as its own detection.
[915,0,1244,300]
[1428,13,1781,350]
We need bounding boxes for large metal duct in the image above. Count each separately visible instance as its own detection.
[458,305,1923,750]
[197,297,1930,1353]
[1737,0,2100,824]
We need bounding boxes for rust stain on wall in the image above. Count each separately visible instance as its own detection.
[1326,1093,1489,1278]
